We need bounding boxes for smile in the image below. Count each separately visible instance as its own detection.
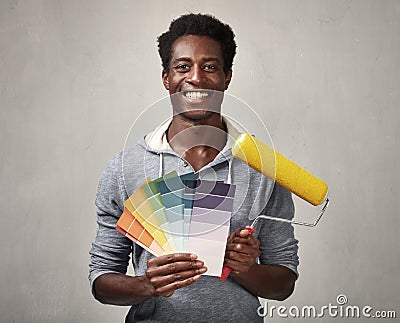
[184,91,209,99]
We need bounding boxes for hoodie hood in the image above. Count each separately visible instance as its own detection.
[139,116,241,181]
[142,117,241,155]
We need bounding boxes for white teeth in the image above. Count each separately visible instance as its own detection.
[185,91,209,99]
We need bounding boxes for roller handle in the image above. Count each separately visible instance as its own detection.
[219,226,255,282]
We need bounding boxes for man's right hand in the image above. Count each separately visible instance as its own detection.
[94,253,207,306]
[145,253,207,297]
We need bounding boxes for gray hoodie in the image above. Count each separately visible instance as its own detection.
[89,119,299,322]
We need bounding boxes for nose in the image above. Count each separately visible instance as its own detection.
[186,65,203,86]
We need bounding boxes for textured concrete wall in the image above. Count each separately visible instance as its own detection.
[1,1,399,322]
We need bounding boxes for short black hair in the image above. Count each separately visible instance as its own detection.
[158,13,237,75]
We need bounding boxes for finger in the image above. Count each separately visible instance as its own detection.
[226,242,260,255]
[226,243,257,260]
[231,235,260,247]
[147,253,197,267]
[225,242,246,253]
[224,258,253,273]
[231,227,251,238]
[225,249,256,263]
[246,234,260,247]
[227,228,243,241]
[225,244,261,267]
[226,230,237,243]
[228,228,254,243]
[230,236,250,244]
[150,266,207,288]
[224,248,258,268]
[239,229,252,237]
[162,290,174,297]
[146,260,205,279]
[155,274,203,295]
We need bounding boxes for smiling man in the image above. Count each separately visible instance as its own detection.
[89,14,299,322]
[164,33,231,172]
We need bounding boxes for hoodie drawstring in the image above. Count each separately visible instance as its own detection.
[227,158,233,184]
[159,153,163,178]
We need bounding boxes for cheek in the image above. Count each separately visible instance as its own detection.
[169,75,183,87]
[214,76,229,89]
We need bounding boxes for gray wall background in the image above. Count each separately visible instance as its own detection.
[1,0,399,322]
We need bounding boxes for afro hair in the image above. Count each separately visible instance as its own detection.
[157,13,237,75]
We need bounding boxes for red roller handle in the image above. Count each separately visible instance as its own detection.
[219,226,255,281]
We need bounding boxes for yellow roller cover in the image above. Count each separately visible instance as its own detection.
[232,133,328,206]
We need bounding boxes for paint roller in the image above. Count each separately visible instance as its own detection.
[232,132,330,224]
[219,133,330,281]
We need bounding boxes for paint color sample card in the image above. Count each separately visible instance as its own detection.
[117,175,237,276]
[143,171,178,252]
[186,180,236,276]
[183,179,197,250]
[116,208,165,256]
[157,172,196,251]
[124,181,173,253]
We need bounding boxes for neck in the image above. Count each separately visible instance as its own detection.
[167,113,227,162]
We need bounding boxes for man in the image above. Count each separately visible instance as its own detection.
[89,13,298,322]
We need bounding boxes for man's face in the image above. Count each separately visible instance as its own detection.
[162,35,232,120]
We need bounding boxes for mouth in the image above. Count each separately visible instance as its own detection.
[183,90,210,100]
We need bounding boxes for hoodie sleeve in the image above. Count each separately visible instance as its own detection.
[88,152,132,296]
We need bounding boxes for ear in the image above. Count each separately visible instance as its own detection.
[224,69,232,90]
[162,70,169,90]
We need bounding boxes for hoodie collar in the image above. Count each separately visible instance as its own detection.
[144,116,241,155]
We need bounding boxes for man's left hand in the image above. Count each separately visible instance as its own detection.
[224,228,260,274]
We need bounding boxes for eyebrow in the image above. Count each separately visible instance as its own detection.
[172,57,221,64]
[203,57,220,63]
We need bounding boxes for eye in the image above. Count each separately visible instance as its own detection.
[204,64,217,71]
[174,64,190,72]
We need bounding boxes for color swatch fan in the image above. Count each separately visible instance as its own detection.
[116,171,236,277]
